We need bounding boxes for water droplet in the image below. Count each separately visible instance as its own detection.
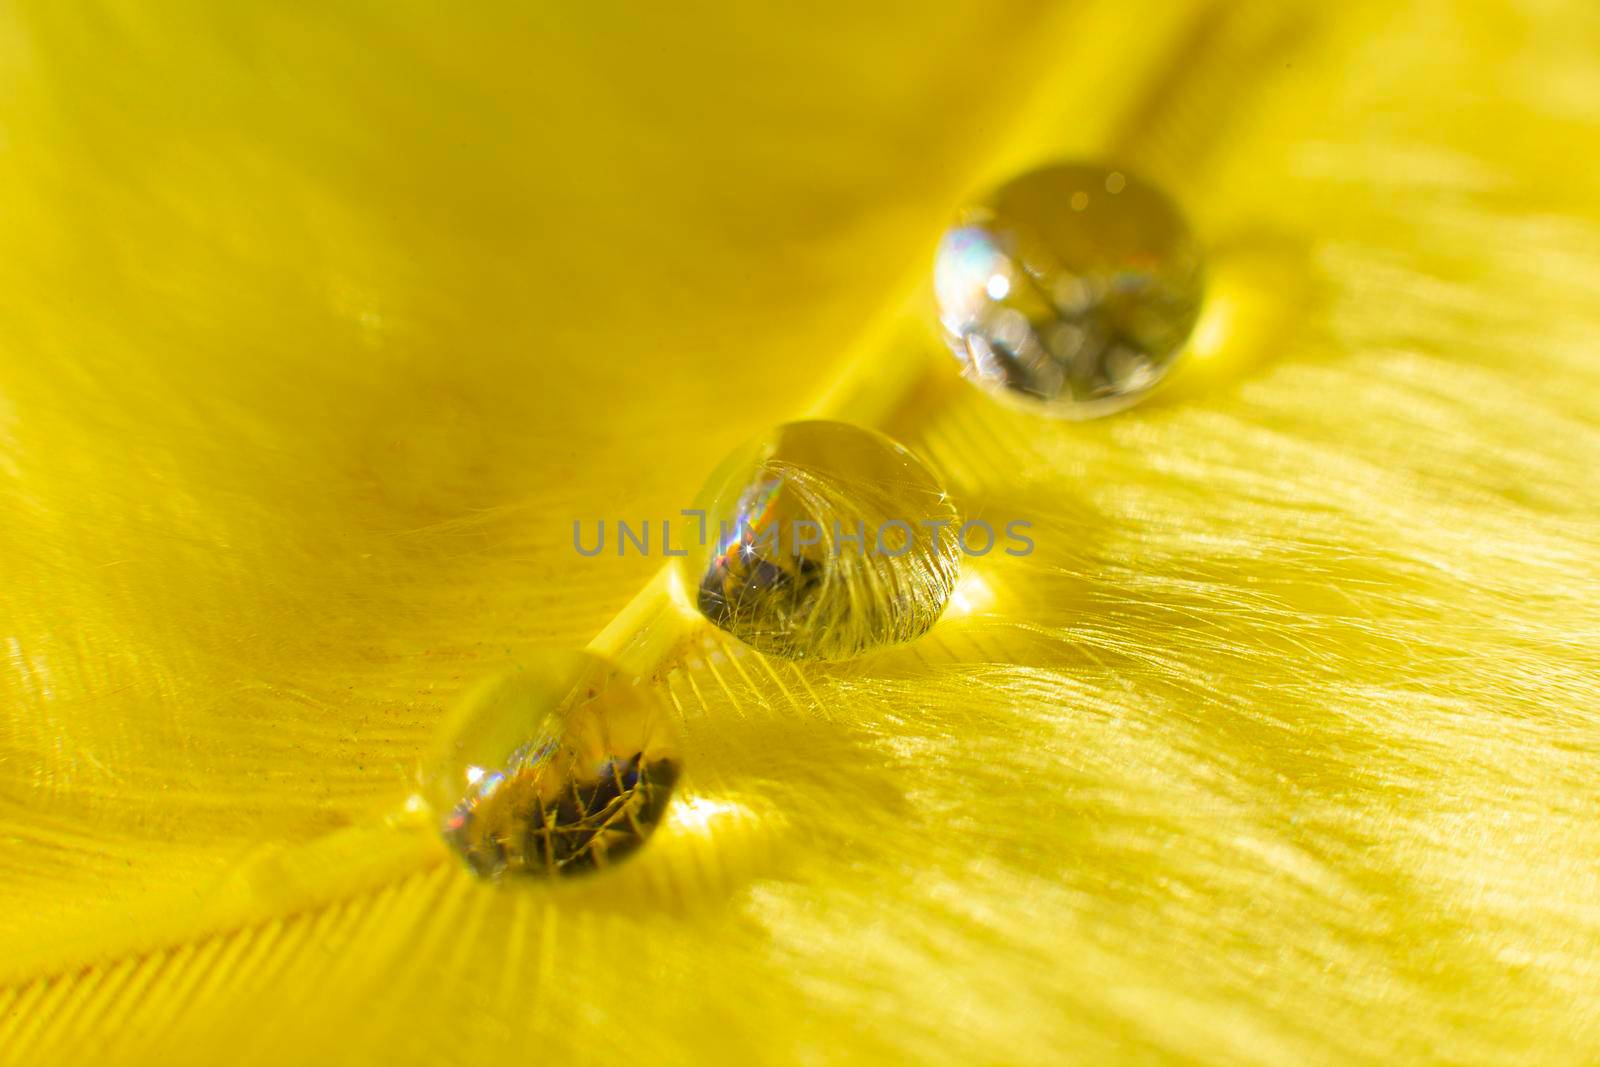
[679,420,961,661]
[423,652,680,879]
[934,162,1204,417]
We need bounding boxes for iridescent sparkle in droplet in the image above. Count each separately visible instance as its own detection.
[679,420,960,661]
[934,162,1204,417]
[423,652,680,879]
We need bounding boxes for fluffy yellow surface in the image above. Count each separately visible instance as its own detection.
[2,1,1598,1063]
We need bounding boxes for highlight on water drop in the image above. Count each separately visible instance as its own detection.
[421,651,680,879]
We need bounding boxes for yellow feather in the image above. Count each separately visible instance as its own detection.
[3,1,1599,1063]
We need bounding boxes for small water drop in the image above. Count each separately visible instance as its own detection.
[679,420,961,661]
[423,652,680,879]
[934,162,1204,417]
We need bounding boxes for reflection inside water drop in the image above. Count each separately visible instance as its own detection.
[680,420,961,661]
[423,652,680,879]
[934,162,1204,417]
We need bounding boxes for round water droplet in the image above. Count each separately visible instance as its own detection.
[934,162,1204,417]
[680,420,961,661]
[422,652,680,879]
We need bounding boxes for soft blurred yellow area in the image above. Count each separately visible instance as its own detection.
[3,1,1600,1064]
[0,0,1085,948]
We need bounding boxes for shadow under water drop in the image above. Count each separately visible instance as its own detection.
[1148,227,1316,407]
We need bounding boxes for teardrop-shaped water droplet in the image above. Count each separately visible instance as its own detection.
[423,652,680,879]
[679,420,961,661]
[935,162,1204,417]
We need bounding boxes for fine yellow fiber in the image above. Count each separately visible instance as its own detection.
[3,1,1600,1064]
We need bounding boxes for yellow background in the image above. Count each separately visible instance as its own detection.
[2,1,1598,1063]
